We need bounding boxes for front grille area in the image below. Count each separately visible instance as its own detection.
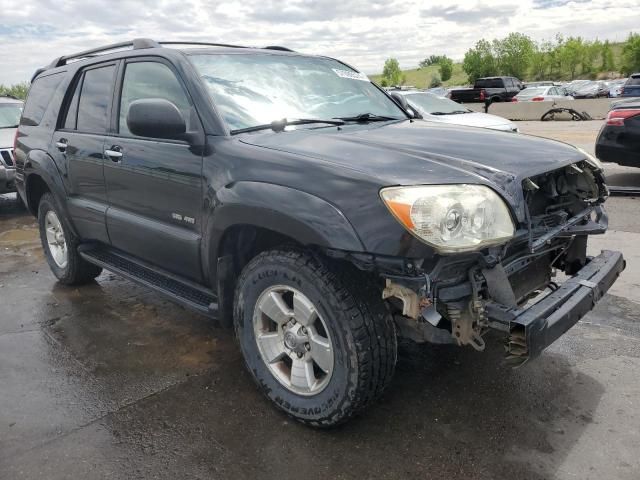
[0,149,14,167]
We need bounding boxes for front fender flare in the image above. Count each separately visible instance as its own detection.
[203,181,365,281]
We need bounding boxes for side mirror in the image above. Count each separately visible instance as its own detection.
[127,98,187,139]
[389,92,422,119]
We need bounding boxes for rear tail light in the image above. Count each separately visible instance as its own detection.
[606,109,640,126]
[511,97,518,102]
[531,97,545,101]
[620,87,624,95]
[13,130,18,153]
[479,89,486,101]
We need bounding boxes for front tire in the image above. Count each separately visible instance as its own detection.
[38,193,102,285]
[234,249,397,427]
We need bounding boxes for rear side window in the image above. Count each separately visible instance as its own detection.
[627,76,640,86]
[118,61,194,137]
[21,72,64,126]
[63,77,82,130]
[76,65,116,133]
[475,78,504,88]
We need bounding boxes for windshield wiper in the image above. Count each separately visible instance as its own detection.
[431,110,469,116]
[334,113,401,122]
[230,118,345,134]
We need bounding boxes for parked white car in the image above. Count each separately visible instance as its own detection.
[513,86,573,102]
[391,90,519,132]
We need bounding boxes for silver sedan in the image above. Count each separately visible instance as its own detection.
[393,90,519,132]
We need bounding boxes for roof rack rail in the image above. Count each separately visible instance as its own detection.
[48,38,160,68]
[159,41,249,49]
[42,38,296,75]
[160,42,295,52]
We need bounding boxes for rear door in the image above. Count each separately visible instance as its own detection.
[52,62,117,243]
[104,58,204,281]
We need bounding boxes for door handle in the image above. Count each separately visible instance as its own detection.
[104,146,123,162]
[55,138,68,152]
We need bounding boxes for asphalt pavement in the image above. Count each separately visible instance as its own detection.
[1,121,639,479]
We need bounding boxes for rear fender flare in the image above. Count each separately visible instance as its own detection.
[23,150,77,235]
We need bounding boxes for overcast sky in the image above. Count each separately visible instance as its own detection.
[0,0,638,84]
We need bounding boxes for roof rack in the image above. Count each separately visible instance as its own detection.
[160,42,294,52]
[49,38,160,68]
[45,38,295,71]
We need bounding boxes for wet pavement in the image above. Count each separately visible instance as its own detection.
[1,124,640,479]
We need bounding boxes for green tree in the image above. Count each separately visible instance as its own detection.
[581,39,602,76]
[601,40,615,71]
[438,56,453,82]
[493,32,535,79]
[382,58,403,86]
[621,33,640,76]
[558,37,585,79]
[462,39,497,83]
[429,73,442,88]
[0,82,29,100]
[419,54,446,68]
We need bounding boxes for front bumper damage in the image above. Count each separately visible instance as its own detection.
[487,249,624,364]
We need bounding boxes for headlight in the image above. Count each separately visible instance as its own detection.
[380,184,515,253]
[576,147,603,171]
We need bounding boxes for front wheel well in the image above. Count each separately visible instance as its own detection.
[25,174,50,216]
[215,225,304,327]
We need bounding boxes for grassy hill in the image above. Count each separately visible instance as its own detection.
[369,41,628,88]
[369,63,469,88]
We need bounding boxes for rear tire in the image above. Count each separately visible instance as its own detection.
[234,248,397,427]
[38,193,102,285]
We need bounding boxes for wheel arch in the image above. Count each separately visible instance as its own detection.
[22,150,77,236]
[203,181,366,326]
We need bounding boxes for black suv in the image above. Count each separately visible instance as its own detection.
[15,39,624,427]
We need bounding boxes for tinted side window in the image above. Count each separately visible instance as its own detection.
[21,72,64,126]
[476,78,503,88]
[77,65,116,133]
[118,62,193,137]
[63,76,82,130]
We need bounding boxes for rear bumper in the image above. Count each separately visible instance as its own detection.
[487,250,625,364]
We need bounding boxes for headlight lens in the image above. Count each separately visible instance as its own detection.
[577,147,603,171]
[380,185,515,252]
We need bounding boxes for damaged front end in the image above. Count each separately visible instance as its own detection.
[378,160,625,365]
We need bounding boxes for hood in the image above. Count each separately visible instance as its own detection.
[240,120,585,219]
[0,127,16,149]
[422,111,515,130]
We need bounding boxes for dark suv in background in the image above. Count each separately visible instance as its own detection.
[15,39,624,427]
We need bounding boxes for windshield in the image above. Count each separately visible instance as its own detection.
[404,92,470,114]
[191,53,406,130]
[0,103,22,128]
[627,76,640,86]
[189,53,405,132]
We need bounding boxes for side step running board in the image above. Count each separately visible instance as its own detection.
[79,245,218,319]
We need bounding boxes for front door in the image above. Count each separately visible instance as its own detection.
[52,62,117,243]
[104,59,204,282]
